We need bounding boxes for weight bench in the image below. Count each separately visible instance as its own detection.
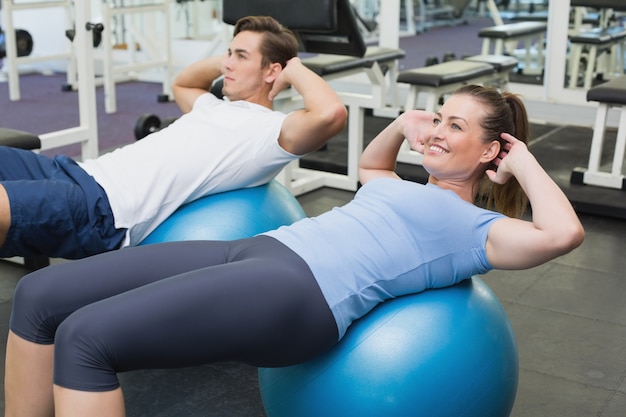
[506,10,600,26]
[395,54,518,166]
[301,46,405,80]
[568,26,626,89]
[0,128,41,150]
[478,21,547,74]
[571,75,626,190]
[398,54,517,113]
[460,54,518,89]
[224,0,405,195]
[0,128,50,270]
[398,60,494,113]
[293,46,404,192]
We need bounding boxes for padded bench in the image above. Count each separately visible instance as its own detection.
[0,128,41,150]
[398,59,496,113]
[464,54,519,89]
[478,21,547,74]
[506,10,600,26]
[301,46,405,78]
[571,75,626,190]
[568,26,626,89]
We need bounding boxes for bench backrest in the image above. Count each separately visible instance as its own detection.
[571,0,626,12]
[222,0,337,31]
[222,0,366,57]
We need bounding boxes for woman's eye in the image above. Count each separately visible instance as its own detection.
[452,123,462,130]
[433,118,441,125]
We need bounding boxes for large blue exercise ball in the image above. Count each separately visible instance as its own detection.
[258,276,518,417]
[139,180,305,244]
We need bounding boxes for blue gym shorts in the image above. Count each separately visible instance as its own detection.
[0,147,127,259]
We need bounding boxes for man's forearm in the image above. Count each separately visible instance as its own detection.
[286,61,340,114]
[173,56,223,91]
[172,56,224,113]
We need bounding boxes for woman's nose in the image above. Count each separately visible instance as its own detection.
[431,123,443,137]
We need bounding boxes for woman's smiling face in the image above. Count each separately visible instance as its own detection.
[422,94,496,182]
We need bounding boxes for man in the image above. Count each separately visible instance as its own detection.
[0,16,347,260]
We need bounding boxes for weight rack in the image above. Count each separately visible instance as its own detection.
[1,0,75,101]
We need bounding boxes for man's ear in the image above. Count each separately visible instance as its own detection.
[264,62,283,83]
[481,140,501,164]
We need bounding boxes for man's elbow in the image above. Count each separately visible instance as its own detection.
[325,103,348,135]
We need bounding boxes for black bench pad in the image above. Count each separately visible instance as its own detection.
[571,0,626,12]
[464,54,518,72]
[302,46,405,76]
[508,10,600,25]
[0,128,41,150]
[478,21,547,39]
[587,76,626,105]
[570,26,626,45]
[397,61,494,87]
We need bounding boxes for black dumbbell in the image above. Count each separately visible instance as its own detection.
[134,114,178,140]
[134,114,162,140]
[425,56,439,66]
[0,28,34,59]
[443,52,456,62]
[65,23,104,48]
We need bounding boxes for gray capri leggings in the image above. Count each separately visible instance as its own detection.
[10,236,339,392]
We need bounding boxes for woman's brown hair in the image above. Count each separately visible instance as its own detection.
[454,84,530,218]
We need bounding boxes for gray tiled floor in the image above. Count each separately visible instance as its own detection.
[483,211,626,417]
[0,187,624,416]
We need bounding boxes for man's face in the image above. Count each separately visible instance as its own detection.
[221,30,267,102]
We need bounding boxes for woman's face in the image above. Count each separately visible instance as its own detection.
[421,94,495,182]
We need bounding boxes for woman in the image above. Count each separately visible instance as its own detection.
[4,85,584,417]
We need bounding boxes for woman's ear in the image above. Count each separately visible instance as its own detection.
[481,140,501,164]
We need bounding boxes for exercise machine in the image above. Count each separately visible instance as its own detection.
[1,0,75,101]
[224,0,405,195]
[96,0,174,113]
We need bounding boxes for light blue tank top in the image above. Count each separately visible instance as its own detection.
[263,178,505,338]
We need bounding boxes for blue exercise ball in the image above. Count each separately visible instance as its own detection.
[258,276,518,417]
[140,180,305,244]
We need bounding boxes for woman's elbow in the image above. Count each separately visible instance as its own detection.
[558,222,586,255]
[570,223,586,250]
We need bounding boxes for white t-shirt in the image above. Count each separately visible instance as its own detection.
[80,93,296,247]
